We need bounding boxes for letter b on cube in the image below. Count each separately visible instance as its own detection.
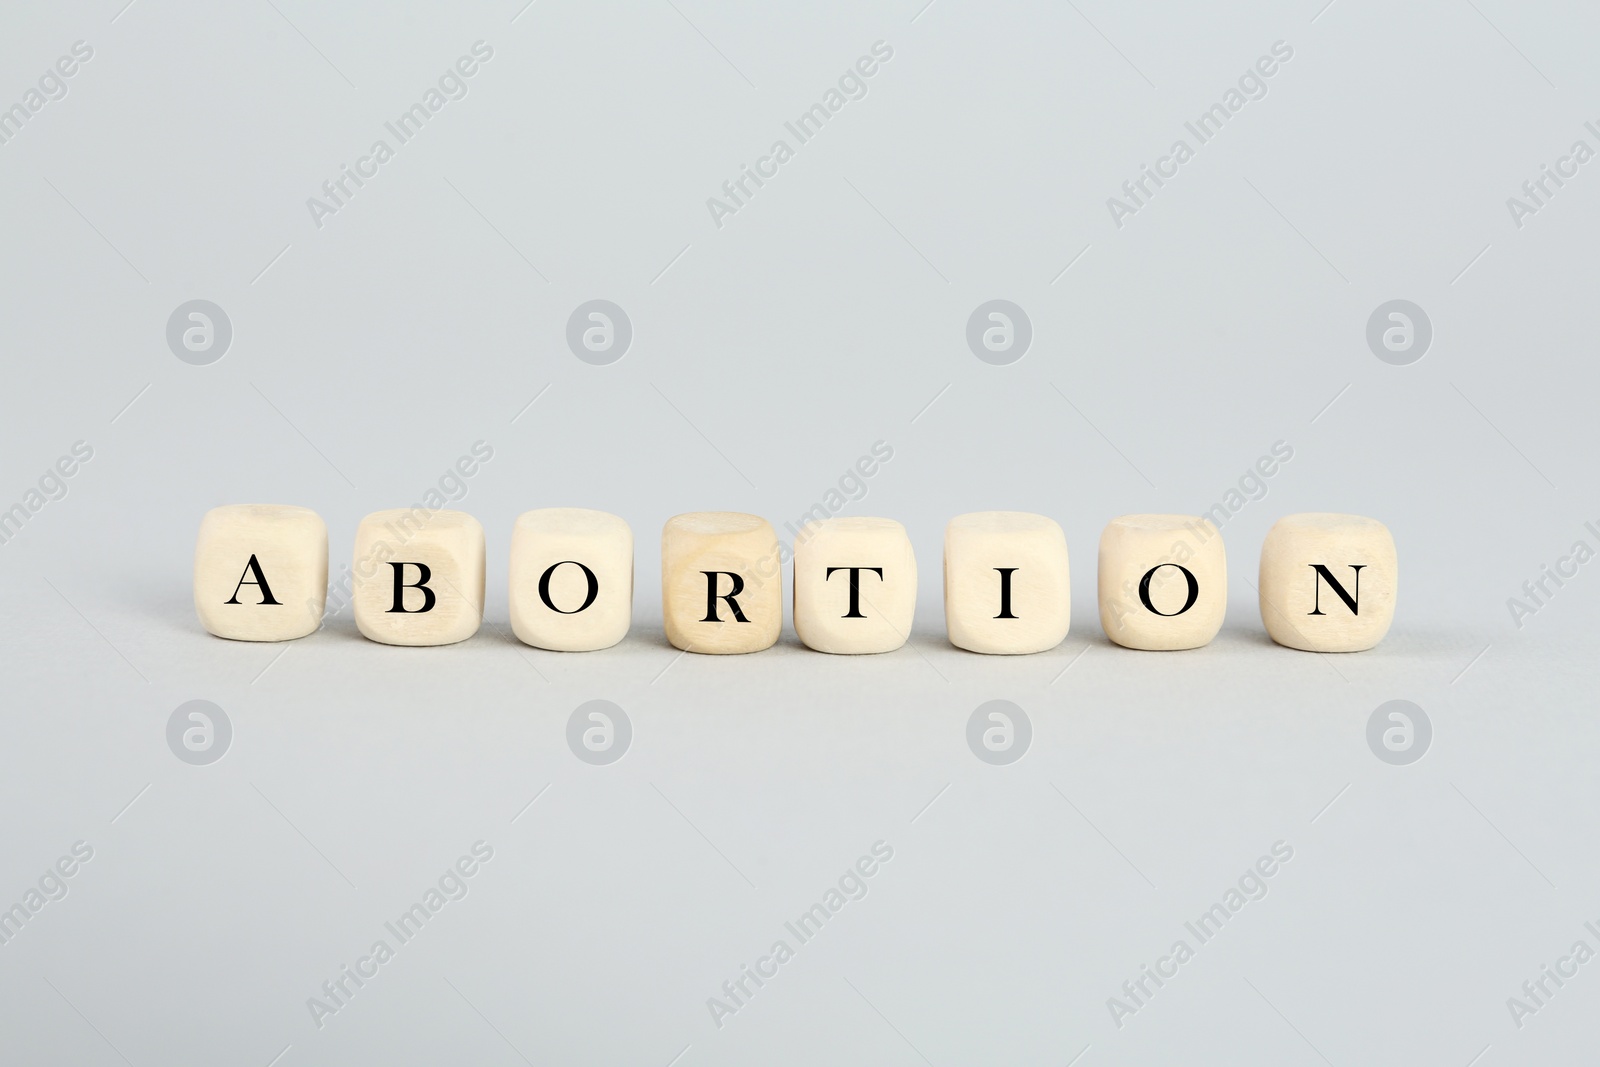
[352,508,484,646]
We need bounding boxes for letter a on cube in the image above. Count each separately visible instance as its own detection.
[352,508,485,646]
[794,517,916,654]
[662,512,780,654]
[194,504,327,641]
[1259,512,1396,652]
[509,508,633,651]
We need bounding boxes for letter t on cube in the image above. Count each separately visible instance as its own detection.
[793,517,916,654]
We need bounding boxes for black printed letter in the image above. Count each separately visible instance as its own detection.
[825,566,884,618]
[702,571,748,623]
[387,562,436,613]
[993,568,1018,619]
[539,561,599,614]
[224,554,281,605]
[1138,564,1199,617]
[1308,564,1363,615]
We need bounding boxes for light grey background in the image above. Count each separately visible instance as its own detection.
[2,0,1597,1063]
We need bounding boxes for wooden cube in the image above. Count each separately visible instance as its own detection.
[509,508,632,651]
[352,508,484,646]
[943,511,1069,654]
[1259,513,1396,652]
[1098,514,1225,650]
[794,517,916,654]
[662,512,781,654]
[194,504,327,641]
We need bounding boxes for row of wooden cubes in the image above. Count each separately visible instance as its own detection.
[195,506,1396,654]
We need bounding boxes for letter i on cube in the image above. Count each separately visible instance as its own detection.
[352,508,485,646]
[662,512,782,654]
[793,517,916,654]
[194,504,328,641]
[509,508,633,651]
[943,512,1070,654]
[1259,512,1396,652]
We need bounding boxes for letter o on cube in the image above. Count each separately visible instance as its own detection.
[352,508,485,646]
[661,512,781,654]
[194,504,327,641]
[943,511,1069,654]
[509,508,633,651]
[1259,512,1396,652]
[793,517,916,654]
[1098,514,1225,650]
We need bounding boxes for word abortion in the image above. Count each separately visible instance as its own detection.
[194,505,1397,656]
